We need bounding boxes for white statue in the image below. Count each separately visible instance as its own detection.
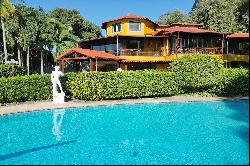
[117,67,123,71]
[52,109,65,141]
[51,66,65,103]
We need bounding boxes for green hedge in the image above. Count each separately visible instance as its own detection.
[0,64,26,78]
[70,70,182,100]
[0,74,52,103]
[169,55,224,93]
[208,68,249,96]
[0,69,248,104]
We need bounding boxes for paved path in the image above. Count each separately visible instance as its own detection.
[0,96,248,115]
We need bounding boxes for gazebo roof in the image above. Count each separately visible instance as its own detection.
[226,33,249,38]
[57,48,123,61]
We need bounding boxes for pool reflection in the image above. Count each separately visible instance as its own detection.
[52,109,65,141]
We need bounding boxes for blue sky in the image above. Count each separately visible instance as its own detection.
[13,0,195,34]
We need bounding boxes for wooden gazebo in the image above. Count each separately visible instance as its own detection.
[56,48,123,72]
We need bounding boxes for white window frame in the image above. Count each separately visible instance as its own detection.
[128,21,141,32]
[112,22,122,33]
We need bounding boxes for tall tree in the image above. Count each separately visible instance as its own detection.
[157,9,187,25]
[47,8,102,58]
[235,0,249,32]
[188,0,249,33]
[4,5,102,74]
[0,0,15,63]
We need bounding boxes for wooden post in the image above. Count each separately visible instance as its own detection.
[226,39,229,55]
[222,34,225,55]
[166,38,169,55]
[89,58,94,71]
[116,35,119,56]
[95,57,98,72]
[124,63,128,70]
[61,59,65,73]
[176,32,180,59]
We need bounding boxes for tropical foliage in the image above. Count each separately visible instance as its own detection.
[0,63,25,77]
[1,3,102,75]
[157,0,249,33]
[157,9,187,25]
[0,0,15,63]
[188,0,249,33]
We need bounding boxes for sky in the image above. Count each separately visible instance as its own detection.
[12,0,195,34]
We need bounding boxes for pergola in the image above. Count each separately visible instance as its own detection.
[56,48,123,72]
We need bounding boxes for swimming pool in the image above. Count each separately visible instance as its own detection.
[0,99,248,164]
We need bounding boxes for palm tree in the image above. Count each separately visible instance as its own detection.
[0,0,15,63]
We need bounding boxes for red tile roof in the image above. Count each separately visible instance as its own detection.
[57,48,123,61]
[121,59,169,63]
[158,23,203,28]
[57,48,169,63]
[102,13,157,29]
[226,33,249,38]
[153,26,223,36]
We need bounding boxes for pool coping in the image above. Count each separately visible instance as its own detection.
[0,96,249,115]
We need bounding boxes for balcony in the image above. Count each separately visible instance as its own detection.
[179,47,223,54]
[120,49,162,56]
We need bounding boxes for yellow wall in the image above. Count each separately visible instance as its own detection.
[223,54,249,62]
[106,19,155,37]
[120,54,249,63]
[120,55,176,61]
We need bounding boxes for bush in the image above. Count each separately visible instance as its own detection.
[0,74,52,103]
[0,68,248,104]
[0,64,26,78]
[70,70,182,101]
[208,68,249,96]
[169,55,224,93]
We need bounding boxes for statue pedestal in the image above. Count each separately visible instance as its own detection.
[53,92,65,104]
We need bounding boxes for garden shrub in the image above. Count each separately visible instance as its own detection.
[0,68,248,104]
[208,68,249,96]
[70,70,182,101]
[0,64,26,78]
[169,54,224,93]
[0,74,52,103]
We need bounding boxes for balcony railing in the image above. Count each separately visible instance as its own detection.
[179,47,223,54]
[120,49,162,56]
[105,47,223,56]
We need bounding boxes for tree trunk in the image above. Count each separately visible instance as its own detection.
[1,18,8,63]
[17,46,21,66]
[41,51,44,74]
[27,46,30,75]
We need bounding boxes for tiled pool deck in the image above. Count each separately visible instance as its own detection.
[0,96,248,115]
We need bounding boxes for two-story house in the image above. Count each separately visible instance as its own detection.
[57,13,249,72]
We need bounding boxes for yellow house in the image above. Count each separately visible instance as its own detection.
[78,13,249,71]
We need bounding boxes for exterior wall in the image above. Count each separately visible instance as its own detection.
[94,60,118,71]
[156,63,169,70]
[120,54,248,63]
[119,63,128,70]
[106,19,155,37]
[222,54,249,62]
[176,54,249,63]
[120,55,177,61]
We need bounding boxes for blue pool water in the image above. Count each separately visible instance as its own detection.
[0,99,249,165]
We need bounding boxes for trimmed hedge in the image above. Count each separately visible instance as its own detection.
[70,70,182,100]
[0,74,52,103]
[0,64,26,78]
[208,68,249,96]
[0,69,248,104]
[169,55,224,93]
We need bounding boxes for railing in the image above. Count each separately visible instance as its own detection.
[179,47,223,54]
[120,49,162,56]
